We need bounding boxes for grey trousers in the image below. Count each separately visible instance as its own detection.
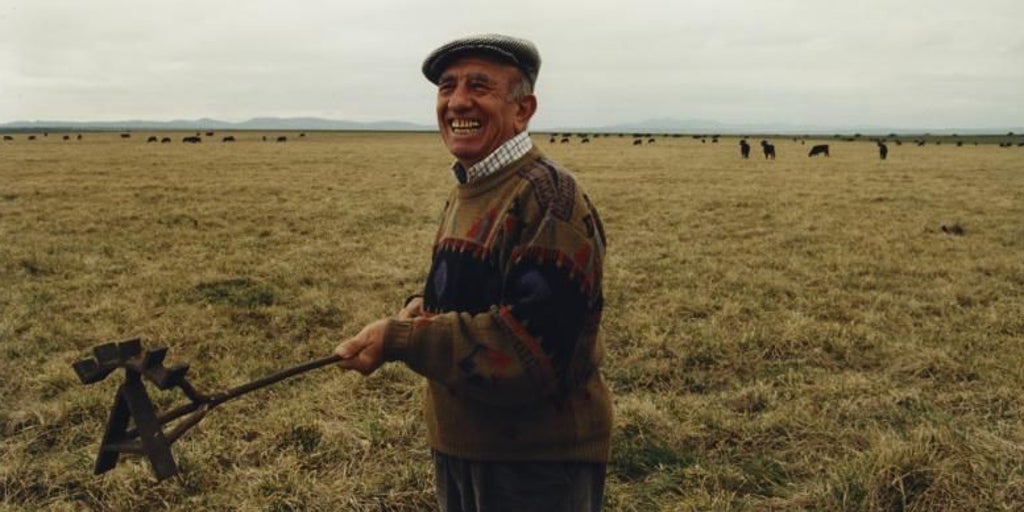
[433,451,606,512]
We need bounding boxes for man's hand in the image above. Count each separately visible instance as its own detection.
[335,319,389,376]
[398,296,424,320]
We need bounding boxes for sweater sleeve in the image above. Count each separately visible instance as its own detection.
[383,176,605,407]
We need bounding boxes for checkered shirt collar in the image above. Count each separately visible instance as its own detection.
[452,131,533,184]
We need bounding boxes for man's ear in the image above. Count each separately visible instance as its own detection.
[514,94,538,132]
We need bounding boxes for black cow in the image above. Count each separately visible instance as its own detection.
[808,144,829,157]
[62,135,70,141]
[581,138,590,144]
[560,137,569,143]
[760,140,776,159]
[2,135,12,141]
[161,137,172,143]
[28,135,36,140]
[878,141,888,160]
[147,136,158,143]
[182,136,201,143]
[120,133,131,139]
[276,136,287,142]
[647,138,656,144]
[739,140,750,158]
[205,131,215,137]
[222,136,236,142]
[633,139,643,146]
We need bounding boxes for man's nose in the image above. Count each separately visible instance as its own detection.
[448,84,473,110]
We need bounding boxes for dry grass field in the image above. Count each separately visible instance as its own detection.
[2,131,1023,511]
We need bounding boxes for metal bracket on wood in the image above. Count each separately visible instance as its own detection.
[72,337,340,481]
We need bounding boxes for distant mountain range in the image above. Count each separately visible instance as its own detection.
[0,117,433,132]
[1,116,1020,136]
[569,117,1023,137]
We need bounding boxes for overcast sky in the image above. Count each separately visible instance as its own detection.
[2,0,1022,130]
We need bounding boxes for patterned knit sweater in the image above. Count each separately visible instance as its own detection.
[382,146,611,463]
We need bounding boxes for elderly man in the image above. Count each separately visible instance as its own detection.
[335,34,611,511]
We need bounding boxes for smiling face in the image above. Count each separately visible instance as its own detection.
[436,56,537,168]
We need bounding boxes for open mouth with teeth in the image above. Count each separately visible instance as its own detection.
[450,119,481,134]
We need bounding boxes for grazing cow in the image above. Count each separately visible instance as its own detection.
[633,139,643,146]
[878,141,888,160]
[549,137,556,143]
[161,137,172,143]
[28,135,36,140]
[3,135,13,141]
[77,134,82,140]
[276,136,287,142]
[760,140,776,160]
[262,135,267,141]
[808,144,830,157]
[205,132,214,137]
[581,138,590,144]
[711,137,718,143]
[299,133,306,137]
[222,136,236,142]
[739,140,750,158]
[647,138,656,144]
[147,136,158,143]
[62,135,70,141]
[560,137,569,143]
[182,136,201,143]
[120,133,131,139]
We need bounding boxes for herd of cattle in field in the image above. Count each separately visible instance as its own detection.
[544,131,1023,160]
[3,131,1023,161]
[0,131,307,144]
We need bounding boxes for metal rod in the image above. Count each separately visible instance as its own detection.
[207,354,342,408]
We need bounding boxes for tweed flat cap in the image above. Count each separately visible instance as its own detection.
[422,34,541,88]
